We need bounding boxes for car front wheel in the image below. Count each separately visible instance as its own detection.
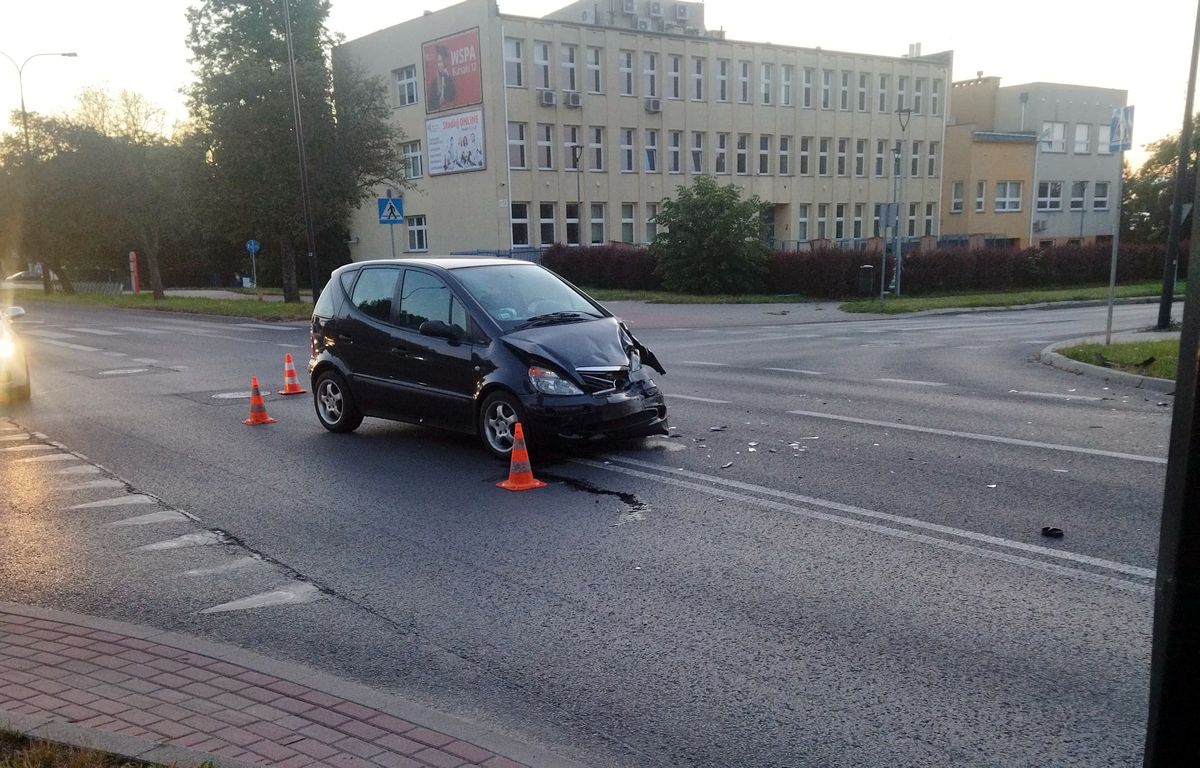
[314,370,363,433]
[479,391,525,460]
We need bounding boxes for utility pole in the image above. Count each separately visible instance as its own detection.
[280,0,319,303]
[892,108,912,296]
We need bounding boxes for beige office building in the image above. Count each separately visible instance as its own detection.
[337,0,951,258]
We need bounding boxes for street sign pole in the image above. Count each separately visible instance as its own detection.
[1105,106,1133,345]
[246,239,261,291]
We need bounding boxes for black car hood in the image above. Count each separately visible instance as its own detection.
[502,317,665,376]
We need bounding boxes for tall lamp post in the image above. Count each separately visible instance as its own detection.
[570,143,585,246]
[891,107,913,295]
[0,50,77,291]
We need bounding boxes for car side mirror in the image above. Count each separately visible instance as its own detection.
[5,306,25,320]
[419,320,464,343]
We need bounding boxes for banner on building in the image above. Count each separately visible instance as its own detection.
[423,28,483,114]
[427,109,485,176]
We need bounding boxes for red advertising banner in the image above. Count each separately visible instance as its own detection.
[423,28,483,114]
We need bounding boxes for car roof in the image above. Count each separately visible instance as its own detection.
[345,257,535,271]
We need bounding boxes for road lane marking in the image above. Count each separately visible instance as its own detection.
[180,557,266,577]
[786,409,1166,464]
[233,323,303,331]
[876,378,948,387]
[49,465,101,475]
[580,456,1153,593]
[763,368,827,376]
[114,327,167,335]
[67,328,123,336]
[0,434,31,442]
[679,361,730,366]
[36,339,102,352]
[60,479,126,491]
[1,444,53,453]
[138,531,223,551]
[97,368,149,376]
[199,582,322,614]
[131,358,159,364]
[69,494,158,509]
[13,453,78,463]
[1010,390,1104,402]
[109,510,189,526]
[670,394,732,404]
[24,330,76,340]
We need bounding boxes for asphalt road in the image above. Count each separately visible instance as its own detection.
[0,298,1182,767]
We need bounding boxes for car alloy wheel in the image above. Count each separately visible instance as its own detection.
[480,391,524,460]
[314,370,363,433]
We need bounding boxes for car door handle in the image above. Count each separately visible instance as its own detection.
[338,333,354,344]
[390,346,409,357]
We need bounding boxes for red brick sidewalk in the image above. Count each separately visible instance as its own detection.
[0,606,560,768]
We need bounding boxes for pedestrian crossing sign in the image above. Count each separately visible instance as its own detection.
[378,197,404,225]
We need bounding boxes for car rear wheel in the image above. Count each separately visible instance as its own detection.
[479,391,525,460]
[314,370,362,433]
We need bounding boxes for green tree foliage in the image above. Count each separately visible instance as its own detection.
[649,175,771,293]
[1124,113,1200,243]
[186,0,408,302]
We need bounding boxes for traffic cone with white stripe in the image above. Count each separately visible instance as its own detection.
[280,353,306,395]
[242,376,277,425]
[497,423,546,491]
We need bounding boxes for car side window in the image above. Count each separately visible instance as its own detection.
[350,268,400,322]
[399,270,460,332]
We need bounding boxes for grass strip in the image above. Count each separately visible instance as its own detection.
[0,728,200,768]
[582,288,814,304]
[839,281,1185,314]
[1057,338,1179,380]
[2,290,313,321]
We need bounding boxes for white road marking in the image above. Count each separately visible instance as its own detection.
[199,582,322,614]
[114,327,167,335]
[1,444,53,453]
[1010,390,1104,402]
[103,352,127,357]
[24,330,76,340]
[179,331,271,344]
[0,434,31,441]
[581,456,1153,593]
[180,556,266,577]
[275,343,305,349]
[876,378,949,387]
[67,328,123,336]
[109,510,189,526]
[69,494,157,509]
[14,453,77,463]
[37,339,102,352]
[50,465,101,475]
[60,479,126,491]
[211,392,256,400]
[131,358,159,364]
[679,361,730,366]
[233,323,301,331]
[97,368,149,376]
[786,409,1167,464]
[138,531,223,551]
[670,394,732,404]
[763,367,827,376]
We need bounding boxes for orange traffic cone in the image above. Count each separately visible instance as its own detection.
[280,353,306,395]
[242,376,277,425]
[497,423,546,491]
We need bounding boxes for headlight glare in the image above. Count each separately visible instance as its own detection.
[529,365,584,396]
[0,337,14,358]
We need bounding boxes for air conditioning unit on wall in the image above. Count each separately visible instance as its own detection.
[644,97,662,113]
[637,19,651,31]
[564,91,583,108]
[650,1,664,17]
[539,90,557,107]
[675,4,689,20]
[1032,220,1047,232]
[623,0,637,14]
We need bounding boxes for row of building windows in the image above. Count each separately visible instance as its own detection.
[502,123,941,178]
[1040,121,1116,156]
[796,202,939,240]
[948,180,1111,214]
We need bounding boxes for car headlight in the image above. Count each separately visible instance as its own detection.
[0,337,15,358]
[529,365,583,396]
[628,348,642,372]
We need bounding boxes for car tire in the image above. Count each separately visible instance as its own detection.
[479,390,525,460]
[313,370,363,433]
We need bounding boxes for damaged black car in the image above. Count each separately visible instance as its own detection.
[309,258,668,458]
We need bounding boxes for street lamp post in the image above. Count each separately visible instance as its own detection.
[891,108,912,296]
[570,143,585,246]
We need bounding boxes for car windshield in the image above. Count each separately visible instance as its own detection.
[452,264,604,330]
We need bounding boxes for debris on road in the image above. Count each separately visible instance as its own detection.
[710,425,728,432]
[721,461,733,469]
[1041,526,1064,539]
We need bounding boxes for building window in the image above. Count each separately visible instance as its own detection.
[817,203,828,239]
[621,203,636,243]
[1041,121,1066,152]
[1074,124,1090,154]
[853,203,864,238]
[565,203,580,245]
[402,141,423,178]
[931,78,942,116]
[507,122,526,169]
[736,134,749,174]
[1070,181,1087,211]
[927,141,938,177]
[693,57,706,100]
[669,55,683,99]
[511,203,530,246]
[716,58,729,102]
[758,135,771,174]
[924,202,935,235]
[537,124,554,170]
[797,204,809,241]
[669,130,682,173]
[799,136,811,175]
[561,44,578,92]
[643,52,658,98]
[1098,124,1113,155]
[588,126,604,171]
[589,202,605,244]
[504,38,523,87]
[818,137,830,176]
[1093,181,1110,210]
[691,131,704,174]
[779,136,791,175]
[877,74,889,113]
[394,65,418,106]
[836,138,848,176]
[897,76,908,111]
[619,50,634,95]
[781,64,793,106]
[539,202,555,245]
[839,70,850,110]
[907,202,917,237]
[534,41,552,90]
[587,46,603,93]
[620,127,635,172]
[715,133,729,173]
[996,181,1022,212]
[406,215,427,251]
[976,180,986,212]
[914,78,924,113]
[875,139,886,177]
[738,60,751,103]
[564,125,581,170]
[761,63,773,105]
[951,181,964,213]
[910,140,922,177]
[645,202,658,243]
[821,69,832,109]
[854,139,866,177]
[857,72,869,112]
[644,128,658,172]
[873,203,883,236]
[803,67,814,108]
[1037,180,1064,211]
[835,203,845,239]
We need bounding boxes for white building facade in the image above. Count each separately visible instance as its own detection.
[337,0,951,257]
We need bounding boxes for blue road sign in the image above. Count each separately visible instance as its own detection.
[1110,106,1134,153]
[378,197,404,225]
[246,239,260,254]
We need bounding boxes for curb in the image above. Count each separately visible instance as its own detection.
[0,602,587,768]
[1037,335,1178,395]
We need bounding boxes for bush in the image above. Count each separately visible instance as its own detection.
[541,243,662,290]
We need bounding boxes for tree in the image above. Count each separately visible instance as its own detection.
[1125,113,1200,243]
[649,175,771,294]
[186,0,408,302]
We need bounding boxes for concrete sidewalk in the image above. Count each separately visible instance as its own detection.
[0,603,581,768]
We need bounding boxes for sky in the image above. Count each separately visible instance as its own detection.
[2,0,1196,170]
